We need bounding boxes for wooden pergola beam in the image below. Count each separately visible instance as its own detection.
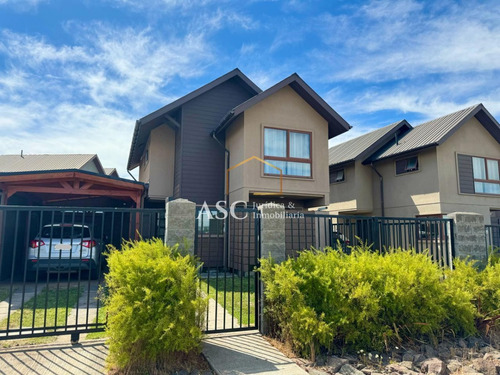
[0,171,142,190]
[6,185,139,200]
[0,171,144,208]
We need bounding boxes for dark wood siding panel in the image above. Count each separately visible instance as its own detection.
[457,154,474,194]
[173,110,183,199]
[180,78,256,205]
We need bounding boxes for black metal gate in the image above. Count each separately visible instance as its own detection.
[485,224,500,257]
[0,205,164,342]
[194,206,260,333]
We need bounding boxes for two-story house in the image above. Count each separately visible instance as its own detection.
[328,104,500,224]
[127,69,351,208]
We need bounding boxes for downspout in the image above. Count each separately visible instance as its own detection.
[211,131,230,271]
[370,163,385,217]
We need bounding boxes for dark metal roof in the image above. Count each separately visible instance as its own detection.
[328,120,412,167]
[372,104,500,161]
[214,73,352,139]
[127,68,262,170]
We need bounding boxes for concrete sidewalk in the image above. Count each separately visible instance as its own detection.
[203,330,307,375]
[0,340,107,375]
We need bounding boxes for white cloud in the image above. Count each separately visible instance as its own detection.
[0,24,216,176]
[193,8,257,32]
[0,0,48,11]
[314,0,500,82]
[0,103,135,176]
[326,72,500,121]
[0,25,214,110]
[106,0,227,12]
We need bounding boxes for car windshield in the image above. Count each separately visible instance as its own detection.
[41,225,91,239]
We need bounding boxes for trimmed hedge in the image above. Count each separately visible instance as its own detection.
[259,246,500,357]
[104,239,206,370]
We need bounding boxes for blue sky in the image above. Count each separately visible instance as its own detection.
[1,0,499,177]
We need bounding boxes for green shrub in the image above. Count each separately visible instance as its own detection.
[488,246,500,266]
[442,259,479,335]
[104,239,206,370]
[478,261,500,331]
[443,257,500,334]
[259,246,478,357]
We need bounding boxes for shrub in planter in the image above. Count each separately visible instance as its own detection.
[259,246,477,357]
[104,239,206,370]
[444,258,500,334]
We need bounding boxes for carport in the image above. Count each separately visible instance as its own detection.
[0,170,147,281]
[0,169,144,207]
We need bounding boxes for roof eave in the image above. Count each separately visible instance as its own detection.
[214,73,352,138]
[127,120,142,171]
[367,143,438,164]
[329,159,356,168]
[128,68,261,170]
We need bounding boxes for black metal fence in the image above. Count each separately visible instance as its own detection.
[286,212,454,268]
[485,224,500,257]
[0,205,164,341]
[194,206,260,333]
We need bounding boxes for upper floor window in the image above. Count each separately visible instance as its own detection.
[472,156,500,194]
[330,169,344,183]
[396,156,418,175]
[263,127,311,177]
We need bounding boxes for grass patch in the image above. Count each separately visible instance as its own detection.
[85,305,107,340]
[0,287,82,330]
[200,273,256,326]
[0,336,56,348]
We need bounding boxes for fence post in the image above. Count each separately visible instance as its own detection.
[258,203,286,335]
[164,198,196,255]
[447,212,487,262]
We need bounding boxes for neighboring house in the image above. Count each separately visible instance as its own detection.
[128,68,351,208]
[328,104,500,224]
[0,154,106,175]
[0,154,142,207]
[104,168,119,178]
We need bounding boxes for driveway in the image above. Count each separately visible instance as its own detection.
[0,339,107,375]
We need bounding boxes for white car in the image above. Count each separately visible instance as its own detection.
[27,224,101,280]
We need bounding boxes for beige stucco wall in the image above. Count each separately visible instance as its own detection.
[138,125,176,200]
[371,147,441,217]
[328,161,373,214]
[225,114,247,202]
[437,117,500,224]
[226,85,330,207]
